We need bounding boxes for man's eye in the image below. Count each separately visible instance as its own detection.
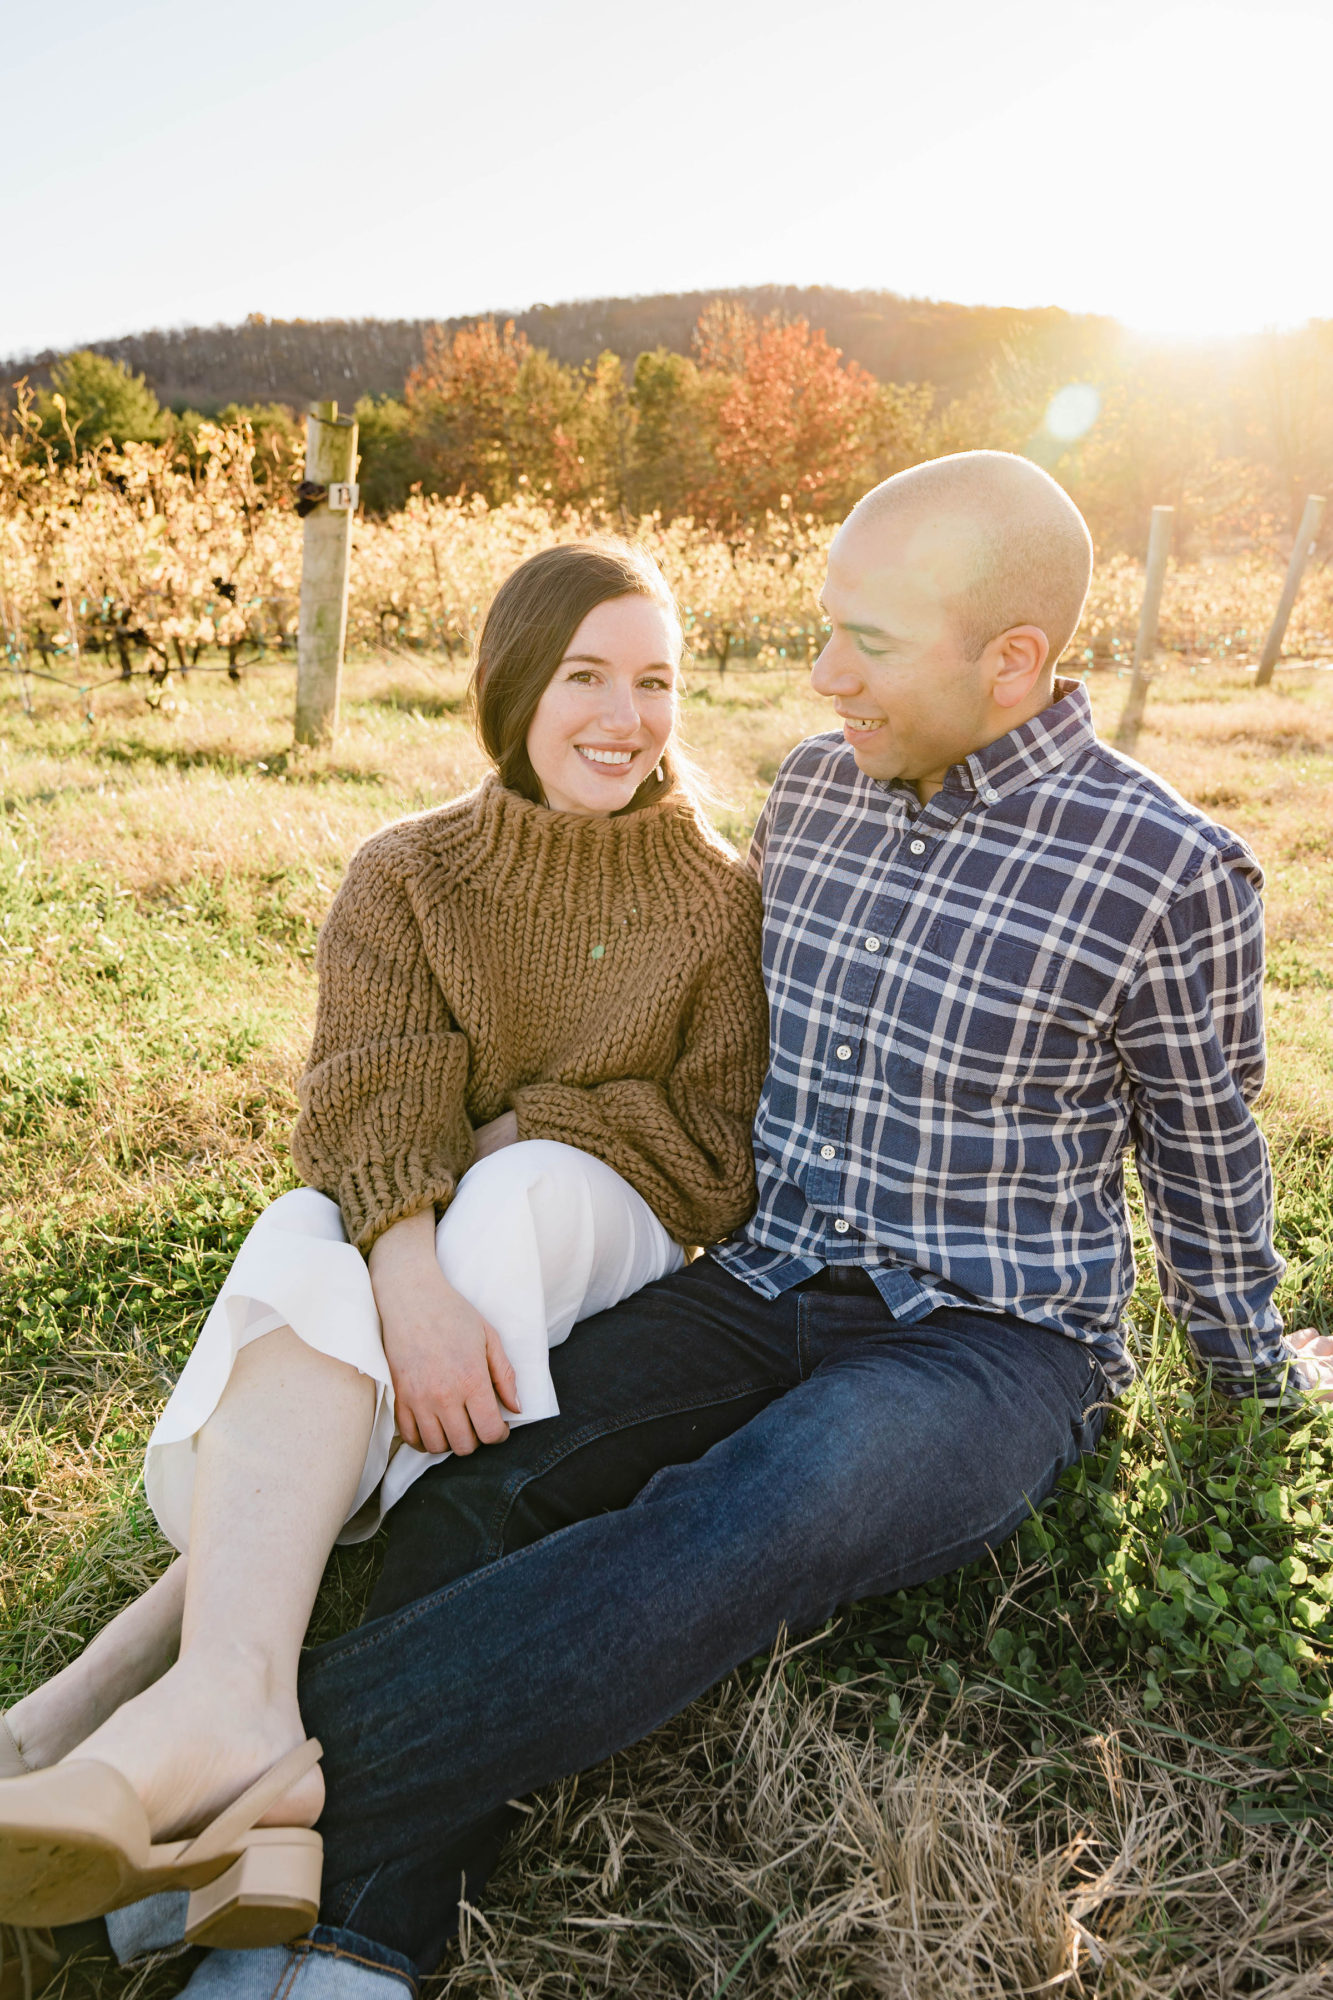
[855,639,888,660]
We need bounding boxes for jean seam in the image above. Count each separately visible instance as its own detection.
[329,1863,384,1936]
[795,1294,812,1379]
[297,1940,417,1997]
[479,1378,788,1564]
[272,1948,307,2000]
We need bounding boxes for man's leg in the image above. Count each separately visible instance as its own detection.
[300,1290,1104,1975]
[364,1256,798,1619]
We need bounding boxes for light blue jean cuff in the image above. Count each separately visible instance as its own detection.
[182,1935,415,2000]
[105,1892,190,1964]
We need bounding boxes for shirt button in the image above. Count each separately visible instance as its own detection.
[820,1144,836,1159]
[833,1218,851,1234]
[982,786,999,804]
[865,936,881,952]
[909,839,926,856]
[835,1044,852,1060]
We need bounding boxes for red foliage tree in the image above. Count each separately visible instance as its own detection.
[690,307,882,526]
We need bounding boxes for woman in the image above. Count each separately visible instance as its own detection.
[0,542,766,1944]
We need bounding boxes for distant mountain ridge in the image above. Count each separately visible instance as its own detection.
[3,286,1126,412]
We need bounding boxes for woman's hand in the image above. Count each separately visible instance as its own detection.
[472,1109,519,1161]
[368,1208,520,1454]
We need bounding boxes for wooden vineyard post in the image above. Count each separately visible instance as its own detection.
[294,401,359,747]
[1254,494,1326,688]
[1114,505,1175,756]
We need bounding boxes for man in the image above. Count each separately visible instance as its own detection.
[116,451,1328,1996]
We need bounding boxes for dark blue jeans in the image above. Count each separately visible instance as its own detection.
[296,1257,1106,1981]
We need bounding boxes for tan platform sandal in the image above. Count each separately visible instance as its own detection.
[0,1738,323,1949]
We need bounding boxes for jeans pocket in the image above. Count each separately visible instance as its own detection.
[1074,1358,1109,1452]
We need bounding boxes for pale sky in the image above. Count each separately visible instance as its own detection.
[4,0,1328,358]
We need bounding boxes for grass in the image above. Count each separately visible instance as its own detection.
[3,649,1333,1997]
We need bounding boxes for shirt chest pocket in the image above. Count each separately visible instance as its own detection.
[884,912,1118,1105]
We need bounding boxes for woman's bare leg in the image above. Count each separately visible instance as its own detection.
[66,1326,375,1840]
[4,1560,188,1770]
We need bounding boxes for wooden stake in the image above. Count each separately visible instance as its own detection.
[1114,505,1175,755]
[1254,494,1326,688]
[294,401,358,747]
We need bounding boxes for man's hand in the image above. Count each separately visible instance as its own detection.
[473,1109,519,1161]
[368,1207,520,1454]
[1287,1326,1333,1401]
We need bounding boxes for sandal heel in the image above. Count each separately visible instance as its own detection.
[184,1830,322,1949]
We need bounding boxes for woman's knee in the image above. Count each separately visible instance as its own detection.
[253,1186,348,1243]
[442,1142,597,1247]
[456,1141,587,1201]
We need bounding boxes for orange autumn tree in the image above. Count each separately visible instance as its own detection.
[405,318,530,502]
[689,304,882,527]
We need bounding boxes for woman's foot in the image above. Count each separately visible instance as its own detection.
[5,1562,187,1773]
[67,1647,323,1843]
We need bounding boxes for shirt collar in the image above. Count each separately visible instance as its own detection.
[960,676,1095,803]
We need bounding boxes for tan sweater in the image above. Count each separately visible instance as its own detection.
[292,776,768,1252]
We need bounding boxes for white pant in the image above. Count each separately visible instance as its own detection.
[144,1141,684,1549]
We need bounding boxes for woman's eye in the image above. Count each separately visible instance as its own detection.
[639,676,673,692]
[566,669,596,683]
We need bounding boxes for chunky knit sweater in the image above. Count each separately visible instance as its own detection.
[292,776,768,1252]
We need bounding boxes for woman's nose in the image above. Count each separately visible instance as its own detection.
[599,684,641,733]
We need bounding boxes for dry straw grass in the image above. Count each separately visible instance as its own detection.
[435,1644,1333,1999]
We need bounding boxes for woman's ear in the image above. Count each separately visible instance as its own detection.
[988,625,1051,710]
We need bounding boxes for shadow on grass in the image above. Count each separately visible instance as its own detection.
[91,743,386,788]
[356,688,470,720]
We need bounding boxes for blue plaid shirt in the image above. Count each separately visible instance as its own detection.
[712,679,1302,1402]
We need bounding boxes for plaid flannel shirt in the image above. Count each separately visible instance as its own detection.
[712,679,1303,1403]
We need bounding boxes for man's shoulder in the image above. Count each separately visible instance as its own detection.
[1066,738,1261,889]
[768,730,867,799]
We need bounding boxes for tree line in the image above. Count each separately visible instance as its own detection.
[6,298,1332,555]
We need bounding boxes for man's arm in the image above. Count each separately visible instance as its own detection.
[1113,845,1321,1405]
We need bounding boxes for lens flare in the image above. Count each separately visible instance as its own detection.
[1043,384,1101,443]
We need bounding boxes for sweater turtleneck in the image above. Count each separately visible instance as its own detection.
[292,776,767,1252]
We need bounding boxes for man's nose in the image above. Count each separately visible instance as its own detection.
[810,637,862,699]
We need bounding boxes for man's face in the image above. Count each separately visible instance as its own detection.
[811,510,992,793]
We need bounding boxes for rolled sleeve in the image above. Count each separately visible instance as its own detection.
[1115,847,1307,1404]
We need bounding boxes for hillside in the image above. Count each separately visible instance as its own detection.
[2,286,1125,411]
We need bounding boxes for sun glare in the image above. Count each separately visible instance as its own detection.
[1043,386,1101,444]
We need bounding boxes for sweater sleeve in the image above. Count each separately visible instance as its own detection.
[292,839,475,1251]
[509,881,768,1245]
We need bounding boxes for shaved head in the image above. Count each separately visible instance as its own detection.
[846,451,1094,664]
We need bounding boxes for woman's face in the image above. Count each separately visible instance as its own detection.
[526,595,681,815]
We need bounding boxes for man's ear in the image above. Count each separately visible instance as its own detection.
[987,625,1050,711]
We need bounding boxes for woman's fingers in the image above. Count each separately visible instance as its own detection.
[465,1370,511,1446]
[484,1323,522,1416]
[442,1395,484,1454]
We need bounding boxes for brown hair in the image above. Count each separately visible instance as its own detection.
[471,541,686,811]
